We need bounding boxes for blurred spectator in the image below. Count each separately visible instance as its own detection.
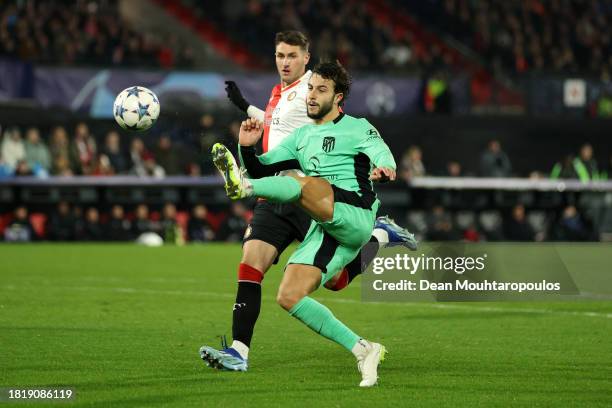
[550,155,578,179]
[462,224,481,242]
[141,153,166,178]
[446,161,462,177]
[129,137,148,176]
[155,135,183,175]
[106,205,132,241]
[24,127,51,174]
[71,122,97,175]
[132,204,156,237]
[188,205,215,242]
[160,203,184,244]
[187,163,202,177]
[1,127,25,170]
[573,143,600,182]
[427,205,461,241]
[92,154,115,176]
[49,126,73,176]
[198,113,223,174]
[480,140,511,177]
[4,206,35,242]
[400,146,426,181]
[382,36,413,69]
[422,71,452,114]
[551,205,594,241]
[73,205,86,240]
[606,155,612,180]
[217,202,250,242]
[83,207,104,241]
[227,121,241,143]
[48,201,74,241]
[102,131,128,173]
[504,204,535,241]
[14,159,33,176]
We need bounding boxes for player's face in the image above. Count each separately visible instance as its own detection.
[307,74,341,120]
[275,42,309,85]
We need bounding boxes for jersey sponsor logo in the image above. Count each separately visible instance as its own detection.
[287,91,297,101]
[322,136,336,153]
[366,128,382,142]
[296,144,305,151]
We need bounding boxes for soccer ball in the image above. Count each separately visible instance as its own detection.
[113,86,160,131]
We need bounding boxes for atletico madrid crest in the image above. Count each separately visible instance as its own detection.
[322,136,335,153]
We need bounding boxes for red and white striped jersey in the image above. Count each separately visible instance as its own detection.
[261,70,313,153]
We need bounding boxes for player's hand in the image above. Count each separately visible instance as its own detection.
[225,81,250,112]
[370,167,396,182]
[239,118,264,146]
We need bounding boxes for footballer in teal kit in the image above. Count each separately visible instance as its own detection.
[208,61,394,387]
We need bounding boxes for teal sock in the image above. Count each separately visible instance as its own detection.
[289,296,360,351]
[250,176,302,202]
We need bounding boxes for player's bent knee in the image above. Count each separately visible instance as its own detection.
[276,288,306,311]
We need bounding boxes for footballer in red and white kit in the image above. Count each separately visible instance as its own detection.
[200,31,417,373]
[252,69,313,153]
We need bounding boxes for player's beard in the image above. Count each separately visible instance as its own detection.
[307,97,334,120]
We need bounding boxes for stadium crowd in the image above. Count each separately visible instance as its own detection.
[1,120,606,243]
[406,0,612,79]
[0,116,240,178]
[398,140,608,181]
[178,0,425,72]
[2,201,252,244]
[0,0,194,68]
[1,120,608,181]
[1,199,599,243]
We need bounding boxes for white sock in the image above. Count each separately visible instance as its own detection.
[372,228,389,248]
[231,340,249,360]
[351,339,370,360]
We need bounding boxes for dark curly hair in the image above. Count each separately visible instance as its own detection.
[312,61,351,106]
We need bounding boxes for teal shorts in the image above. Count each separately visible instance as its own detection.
[287,189,379,285]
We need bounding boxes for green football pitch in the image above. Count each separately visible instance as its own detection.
[1,244,611,407]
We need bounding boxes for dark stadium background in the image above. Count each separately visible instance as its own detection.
[1,0,610,244]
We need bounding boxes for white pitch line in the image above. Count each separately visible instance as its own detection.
[3,283,612,319]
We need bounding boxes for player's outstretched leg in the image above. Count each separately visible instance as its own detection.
[277,264,386,387]
[212,143,334,222]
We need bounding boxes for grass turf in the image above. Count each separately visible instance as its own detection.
[1,243,611,407]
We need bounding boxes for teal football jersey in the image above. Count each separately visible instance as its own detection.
[256,113,396,194]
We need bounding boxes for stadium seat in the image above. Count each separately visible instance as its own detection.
[406,210,427,234]
[479,210,503,240]
[455,211,476,231]
[527,211,548,235]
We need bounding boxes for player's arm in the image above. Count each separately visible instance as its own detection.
[224,81,265,121]
[357,124,397,182]
[238,119,301,178]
